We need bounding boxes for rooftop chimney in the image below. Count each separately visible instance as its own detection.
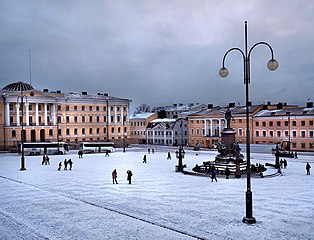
[43,88,49,92]
[228,102,235,108]
[307,102,313,108]
[81,91,87,95]
[208,104,213,109]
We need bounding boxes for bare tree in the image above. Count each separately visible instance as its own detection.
[135,104,151,113]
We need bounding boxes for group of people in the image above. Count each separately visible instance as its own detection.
[78,150,83,158]
[147,148,155,154]
[280,159,288,169]
[42,155,50,165]
[58,159,73,171]
[112,169,133,184]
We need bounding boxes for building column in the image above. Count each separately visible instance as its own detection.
[35,103,39,126]
[210,119,213,137]
[52,104,56,125]
[114,106,117,123]
[4,102,10,126]
[218,119,222,137]
[16,103,20,126]
[108,106,111,124]
[44,103,48,125]
[25,103,29,126]
[204,120,207,136]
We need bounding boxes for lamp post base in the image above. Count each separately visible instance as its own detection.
[20,156,26,171]
[242,216,256,224]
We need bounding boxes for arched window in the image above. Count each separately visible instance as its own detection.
[49,129,53,136]
[89,128,93,134]
[111,127,115,133]
[82,128,85,135]
[103,127,106,134]
[74,128,78,135]
[118,127,121,133]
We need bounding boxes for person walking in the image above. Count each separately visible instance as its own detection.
[306,162,311,175]
[127,170,133,184]
[225,167,231,179]
[211,166,217,182]
[112,169,118,184]
[58,162,62,171]
[143,154,147,163]
[68,159,73,170]
[42,155,46,165]
[78,150,83,158]
[64,159,68,170]
[283,159,288,169]
[167,152,171,159]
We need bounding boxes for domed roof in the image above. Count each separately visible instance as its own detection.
[2,81,34,92]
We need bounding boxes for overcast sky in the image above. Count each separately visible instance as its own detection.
[1,0,313,110]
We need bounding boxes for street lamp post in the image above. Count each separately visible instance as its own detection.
[123,118,126,153]
[219,21,278,224]
[17,94,28,171]
[175,119,185,172]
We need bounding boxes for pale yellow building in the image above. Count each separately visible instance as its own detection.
[0,82,132,150]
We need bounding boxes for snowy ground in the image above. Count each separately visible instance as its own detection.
[0,146,313,240]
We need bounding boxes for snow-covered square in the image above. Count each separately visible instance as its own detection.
[0,146,313,240]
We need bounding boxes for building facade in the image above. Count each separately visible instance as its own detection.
[0,82,132,150]
[129,112,158,144]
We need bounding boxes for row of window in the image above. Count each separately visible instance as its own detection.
[130,121,145,127]
[63,115,126,123]
[256,120,314,127]
[256,130,314,138]
[64,105,127,112]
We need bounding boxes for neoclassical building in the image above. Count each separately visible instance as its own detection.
[0,82,132,150]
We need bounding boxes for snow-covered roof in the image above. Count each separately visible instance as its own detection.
[129,112,155,120]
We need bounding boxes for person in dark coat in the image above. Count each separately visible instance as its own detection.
[294,151,298,159]
[112,169,118,184]
[211,166,217,182]
[68,159,73,170]
[306,162,311,175]
[46,155,50,165]
[225,167,231,179]
[105,150,110,157]
[58,162,62,171]
[64,159,68,170]
[127,170,133,184]
[167,152,171,159]
[143,154,147,163]
[283,159,288,168]
[42,155,45,165]
[78,150,83,158]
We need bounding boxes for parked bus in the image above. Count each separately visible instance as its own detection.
[79,142,115,154]
[20,142,69,155]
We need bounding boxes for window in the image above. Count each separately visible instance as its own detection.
[118,127,121,133]
[117,107,120,111]
[12,130,16,138]
[262,131,266,137]
[96,116,100,122]
[28,105,32,110]
[301,121,305,126]
[123,107,126,111]
[89,116,93,122]
[82,106,85,111]
[58,105,62,111]
[82,116,85,123]
[66,105,70,111]
[104,127,106,134]
[292,131,297,137]
[49,129,53,136]
[89,128,93,134]
[117,116,120,122]
[96,128,100,134]
[112,127,115,133]
[285,131,289,137]
[301,142,306,148]
[111,116,114,122]
[310,120,313,126]
[238,128,243,136]
[103,106,106,111]
[66,129,70,135]
[96,106,99,111]
[310,131,314,138]
[310,143,314,149]
[74,128,78,135]
[269,121,273,127]
[74,106,78,111]
[103,116,107,122]
[255,122,259,127]
[66,116,70,123]
[292,142,297,148]
[284,121,288,126]
[239,119,242,123]
[74,116,78,123]
[89,106,93,111]
[262,122,266,127]
[277,121,281,127]
[277,131,281,137]
[269,131,273,137]
[301,131,306,138]
[82,128,85,135]
[292,121,296,126]
[255,131,259,137]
